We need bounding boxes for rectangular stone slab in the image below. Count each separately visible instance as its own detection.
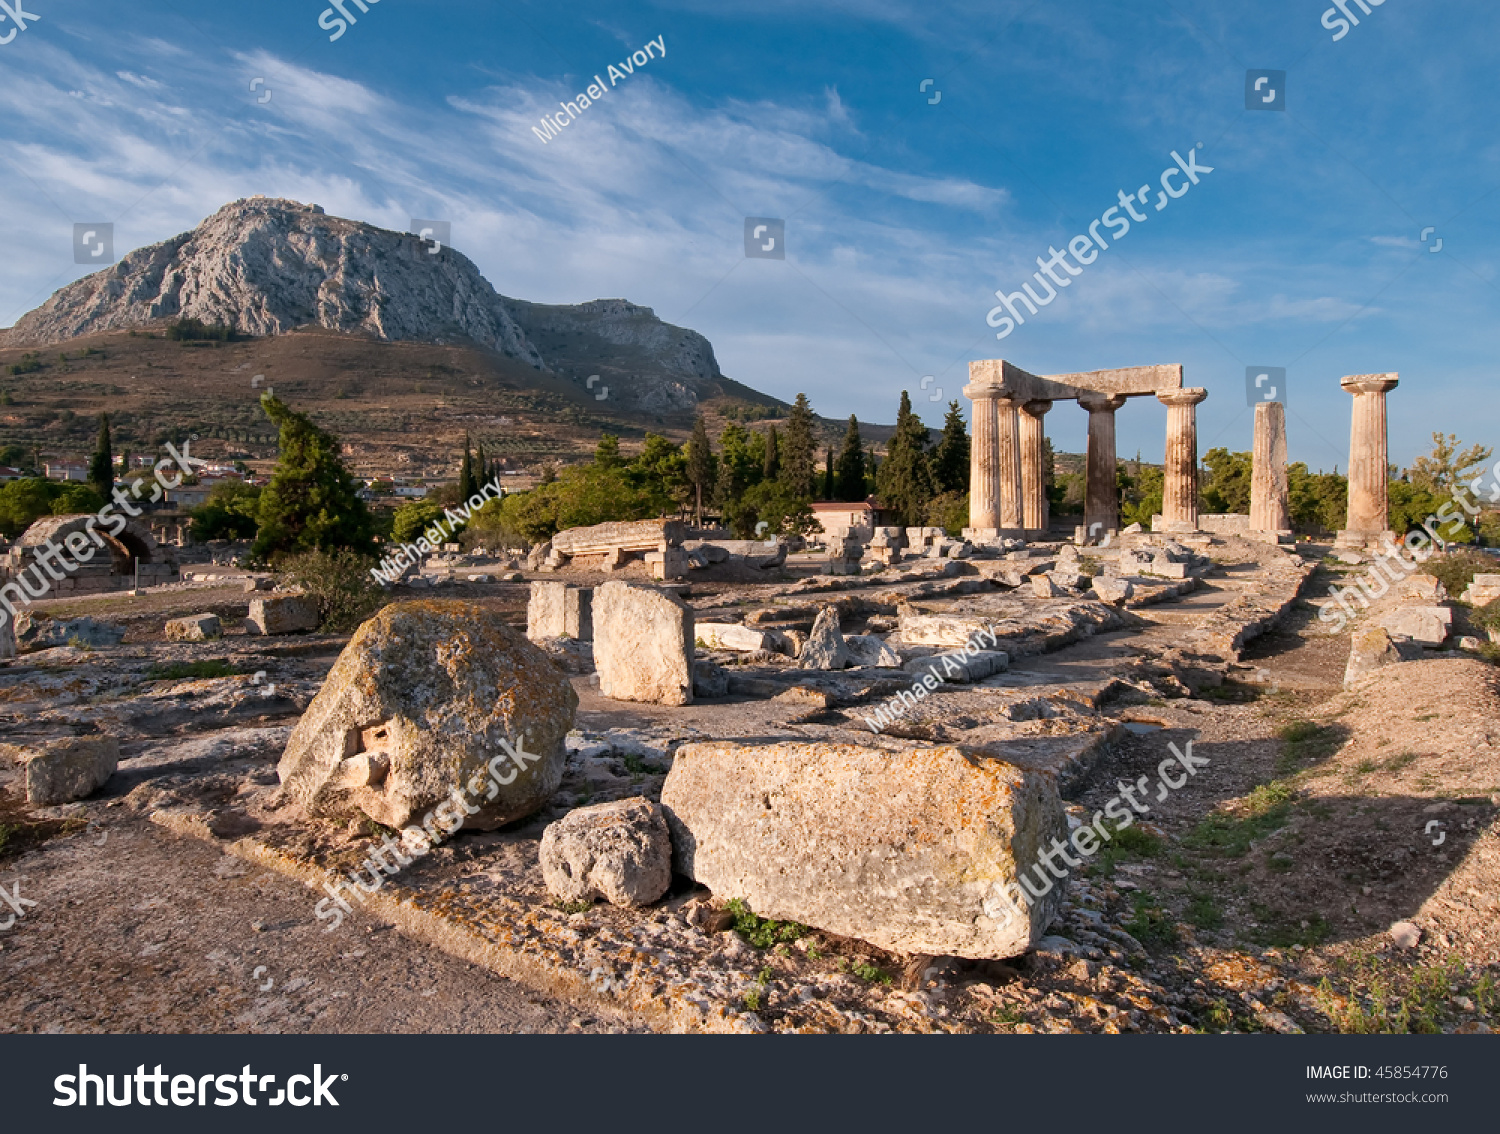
[552,519,686,556]
[662,741,1067,960]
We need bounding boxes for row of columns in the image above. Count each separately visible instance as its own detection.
[965,381,1207,539]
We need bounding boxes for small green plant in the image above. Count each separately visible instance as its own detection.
[1089,820,1161,877]
[1199,999,1235,1032]
[1354,758,1378,774]
[620,752,660,775]
[726,898,810,949]
[147,660,242,680]
[1384,751,1418,771]
[65,634,94,651]
[852,961,892,984]
[1275,720,1342,774]
[742,966,773,1011]
[1186,891,1223,930]
[555,898,593,915]
[1124,891,1178,948]
[1185,780,1297,859]
[991,1003,1025,1027]
[0,822,13,855]
[276,548,387,632]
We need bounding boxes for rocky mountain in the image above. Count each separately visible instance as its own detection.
[3,198,740,415]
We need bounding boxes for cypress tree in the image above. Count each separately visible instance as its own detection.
[823,447,834,500]
[458,434,477,502]
[475,440,490,491]
[762,425,780,482]
[835,415,867,502]
[686,414,715,527]
[88,413,113,502]
[251,394,375,561]
[875,391,936,526]
[780,393,817,498]
[932,400,970,495]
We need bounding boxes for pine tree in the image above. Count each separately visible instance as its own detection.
[835,415,867,502]
[779,393,817,498]
[475,441,490,491]
[251,394,375,561]
[686,415,715,527]
[876,391,936,526]
[823,447,834,500]
[595,434,623,468]
[88,413,113,502]
[762,425,779,482]
[458,435,477,502]
[931,400,970,495]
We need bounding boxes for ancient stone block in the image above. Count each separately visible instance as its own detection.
[15,614,126,649]
[23,737,120,806]
[553,519,686,557]
[165,614,222,642]
[246,595,320,635]
[800,606,851,670]
[540,797,672,908]
[1090,577,1135,604]
[1378,606,1451,647]
[843,634,902,667]
[1344,625,1421,688]
[661,741,1067,960]
[592,581,694,705]
[277,600,577,830]
[692,660,729,699]
[526,582,593,642]
[695,623,789,653]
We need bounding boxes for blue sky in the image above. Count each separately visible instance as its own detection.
[1,0,1496,470]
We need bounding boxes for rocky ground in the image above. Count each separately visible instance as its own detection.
[1,539,1496,1033]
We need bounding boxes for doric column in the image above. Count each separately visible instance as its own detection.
[1250,400,1291,534]
[1337,373,1399,547]
[1080,392,1127,536]
[962,380,1001,536]
[996,393,1024,537]
[1156,387,1207,533]
[1019,399,1052,539]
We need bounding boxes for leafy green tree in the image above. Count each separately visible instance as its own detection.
[1199,448,1252,514]
[188,481,262,541]
[875,391,936,526]
[0,479,58,536]
[1390,480,1472,542]
[631,433,689,516]
[251,394,375,561]
[50,484,106,516]
[685,416,715,525]
[390,499,449,545]
[835,416,867,502]
[714,422,762,509]
[594,433,623,469]
[762,425,779,482]
[1408,432,1492,495]
[727,480,818,540]
[1287,463,1348,534]
[925,490,969,538]
[779,394,817,498]
[1120,465,1163,527]
[88,413,113,501]
[931,400,969,495]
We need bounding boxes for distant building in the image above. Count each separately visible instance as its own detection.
[809,497,889,537]
[44,462,88,482]
[393,484,429,498]
[165,485,212,509]
[0,467,24,482]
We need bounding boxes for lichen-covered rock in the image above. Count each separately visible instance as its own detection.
[277,600,577,830]
[592,581,693,705]
[1343,624,1420,687]
[662,741,1067,959]
[15,614,126,649]
[165,614,222,641]
[246,595,319,635]
[540,797,672,908]
[20,737,120,805]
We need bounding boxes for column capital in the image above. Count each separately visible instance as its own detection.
[1078,392,1127,412]
[1022,398,1053,418]
[1341,373,1399,396]
[1156,386,1207,408]
[962,381,1003,402]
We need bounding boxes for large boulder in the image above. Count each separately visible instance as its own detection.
[15,614,126,650]
[277,600,577,830]
[246,595,319,635]
[19,737,120,806]
[592,581,694,705]
[662,741,1068,960]
[540,797,673,908]
[800,606,851,670]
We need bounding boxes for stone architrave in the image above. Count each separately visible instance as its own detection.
[1250,400,1292,535]
[1337,374,1399,549]
[592,580,694,705]
[1080,392,1127,536]
[1156,387,1207,533]
[1019,399,1052,539]
[963,379,1001,538]
[526,582,593,641]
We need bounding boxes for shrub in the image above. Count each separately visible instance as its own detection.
[1427,549,1495,600]
[276,548,386,632]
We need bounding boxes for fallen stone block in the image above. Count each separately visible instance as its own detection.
[1344,625,1422,687]
[800,606,851,670]
[593,581,694,705]
[1090,577,1134,604]
[278,600,577,830]
[540,797,672,908]
[526,581,593,642]
[1402,574,1448,602]
[661,741,1068,960]
[1031,574,1063,598]
[902,649,1008,684]
[165,614,222,642]
[246,595,320,635]
[696,623,790,654]
[1378,606,1452,647]
[22,736,120,806]
[843,634,902,668]
[553,519,686,558]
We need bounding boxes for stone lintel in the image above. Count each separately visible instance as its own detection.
[969,360,1184,402]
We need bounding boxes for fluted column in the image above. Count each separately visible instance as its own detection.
[996,393,1024,537]
[1250,400,1291,534]
[1080,393,1127,536]
[1019,399,1052,539]
[1337,373,1399,547]
[962,380,1001,536]
[1156,387,1207,533]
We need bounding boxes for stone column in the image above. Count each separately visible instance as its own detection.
[1337,373,1399,548]
[1080,393,1127,537]
[962,380,1001,538]
[1250,400,1291,536]
[996,393,1024,538]
[1156,387,1207,533]
[1019,399,1052,539]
